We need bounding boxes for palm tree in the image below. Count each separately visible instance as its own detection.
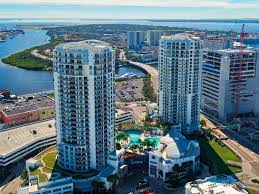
[107,173,120,192]
[137,138,143,145]
[149,141,156,150]
[129,144,140,153]
[200,119,206,128]
[91,180,105,194]
[116,132,130,143]
[123,132,130,143]
[143,139,152,149]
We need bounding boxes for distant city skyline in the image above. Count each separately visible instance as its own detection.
[0,0,259,19]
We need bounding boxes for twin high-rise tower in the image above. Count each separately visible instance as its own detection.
[53,34,202,173]
[54,40,115,172]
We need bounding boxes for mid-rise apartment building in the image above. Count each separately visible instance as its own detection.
[201,49,259,121]
[158,34,203,132]
[54,40,115,172]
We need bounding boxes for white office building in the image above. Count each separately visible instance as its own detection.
[127,31,145,50]
[185,175,248,194]
[149,132,200,182]
[54,40,116,172]
[158,34,203,132]
[146,30,163,46]
[201,49,259,121]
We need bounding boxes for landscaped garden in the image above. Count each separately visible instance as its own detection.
[29,147,99,183]
[198,124,242,175]
[246,188,259,194]
[199,139,241,174]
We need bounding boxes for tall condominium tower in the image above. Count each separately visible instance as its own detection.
[201,49,259,122]
[146,30,162,46]
[158,34,203,132]
[127,31,145,50]
[54,40,115,172]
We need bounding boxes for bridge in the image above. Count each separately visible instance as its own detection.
[126,60,158,95]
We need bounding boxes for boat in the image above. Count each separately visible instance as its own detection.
[115,72,139,80]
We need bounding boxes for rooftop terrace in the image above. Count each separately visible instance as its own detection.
[29,147,99,183]
[185,175,248,194]
[56,40,111,51]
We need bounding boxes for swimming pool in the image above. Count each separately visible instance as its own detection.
[128,130,160,147]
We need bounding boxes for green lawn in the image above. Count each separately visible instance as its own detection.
[42,151,57,169]
[199,139,242,175]
[30,168,48,183]
[42,167,53,174]
[209,140,241,163]
[246,189,259,194]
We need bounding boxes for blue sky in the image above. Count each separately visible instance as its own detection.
[0,0,258,19]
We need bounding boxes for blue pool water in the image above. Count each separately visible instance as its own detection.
[128,130,160,147]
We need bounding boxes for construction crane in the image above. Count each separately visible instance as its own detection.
[235,24,248,117]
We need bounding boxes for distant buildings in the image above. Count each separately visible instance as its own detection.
[149,132,200,182]
[0,96,55,128]
[185,175,248,194]
[54,40,116,172]
[201,49,259,121]
[130,50,158,63]
[127,31,145,50]
[146,30,163,46]
[158,34,203,132]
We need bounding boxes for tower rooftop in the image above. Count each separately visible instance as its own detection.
[161,33,200,41]
[56,40,111,51]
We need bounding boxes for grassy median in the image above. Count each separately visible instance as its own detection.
[199,139,241,175]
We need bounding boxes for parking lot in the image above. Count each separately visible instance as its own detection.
[116,79,144,102]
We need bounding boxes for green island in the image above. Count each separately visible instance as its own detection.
[2,39,60,71]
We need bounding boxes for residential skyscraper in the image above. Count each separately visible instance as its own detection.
[158,34,203,132]
[146,30,162,46]
[127,31,145,50]
[201,49,259,122]
[54,40,115,172]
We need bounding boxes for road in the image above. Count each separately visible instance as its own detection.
[0,161,25,194]
[31,50,53,61]
[127,60,158,95]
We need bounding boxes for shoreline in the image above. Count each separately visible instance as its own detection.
[1,31,59,71]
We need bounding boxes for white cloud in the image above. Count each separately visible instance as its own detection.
[0,0,258,8]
